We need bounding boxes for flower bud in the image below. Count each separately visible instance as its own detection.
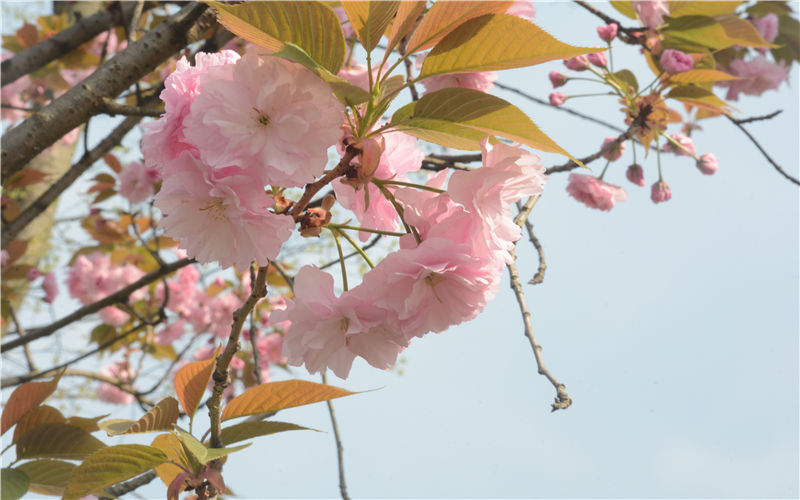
[587,48,607,68]
[548,71,568,88]
[662,133,696,156]
[43,271,59,303]
[626,164,645,186]
[597,23,618,42]
[563,55,589,71]
[601,137,625,161]
[696,153,718,175]
[660,49,694,74]
[650,180,672,204]
[549,92,567,106]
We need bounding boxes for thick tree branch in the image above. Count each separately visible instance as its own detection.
[0,3,154,87]
[0,258,194,353]
[100,97,163,117]
[2,2,216,178]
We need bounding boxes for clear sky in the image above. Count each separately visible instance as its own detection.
[3,2,798,499]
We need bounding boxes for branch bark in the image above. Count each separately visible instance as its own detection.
[1,2,215,178]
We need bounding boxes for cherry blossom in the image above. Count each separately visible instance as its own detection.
[626,164,645,187]
[597,24,618,43]
[549,71,568,88]
[660,49,694,74]
[601,137,626,161]
[97,361,136,405]
[506,1,536,22]
[119,161,161,203]
[549,92,567,106]
[696,153,719,175]
[633,0,669,28]
[43,272,58,303]
[651,180,672,203]
[717,56,789,101]
[662,133,696,156]
[566,173,628,211]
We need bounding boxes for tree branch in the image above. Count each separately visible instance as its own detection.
[1,2,216,178]
[514,198,546,285]
[322,371,350,500]
[732,110,782,125]
[288,148,359,220]
[726,114,799,186]
[572,0,647,46]
[0,258,194,353]
[100,470,158,500]
[100,97,163,117]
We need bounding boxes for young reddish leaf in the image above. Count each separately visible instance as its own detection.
[406,1,512,54]
[420,14,597,77]
[221,380,356,421]
[61,444,169,500]
[384,0,426,55]
[219,421,319,446]
[174,347,220,419]
[3,239,28,265]
[207,1,346,74]
[167,472,192,500]
[3,168,46,189]
[11,405,64,444]
[390,87,581,164]
[668,69,739,84]
[16,23,38,48]
[16,459,76,496]
[103,153,122,173]
[16,423,105,460]
[342,1,399,52]
[152,433,189,488]
[99,397,180,436]
[1,468,29,500]
[1,372,62,435]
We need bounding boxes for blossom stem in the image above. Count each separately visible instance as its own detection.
[374,181,421,244]
[636,72,663,98]
[374,179,445,193]
[329,223,406,237]
[597,159,611,180]
[656,135,664,181]
[567,92,615,99]
[330,229,349,291]
[631,139,637,164]
[607,43,614,73]
[288,148,358,221]
[334,229,375,269]
[658,130,700,161]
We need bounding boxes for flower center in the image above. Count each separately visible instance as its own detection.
[199,197,227,221]
[253,107,270,127]
[424,273,445,304]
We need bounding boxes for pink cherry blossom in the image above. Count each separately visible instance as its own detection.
[566,173,628,211]
[662,133,696,156]
[549,71,568,88]
[208,293,243,338]
[716,56,789,101]
[601,137,626,161]
[26,268,41,281]
[119,161,161,203]
[98,361,135,405]
[258,333,287,365]
[564,55,589,71]
[182,48,344,187]
[597,23,618,43]
[696,153,718,175]
[141,50,241,170]
[67,252,147,305]
[333,6,356,38]
[153,151,296,270]
[633,0,669,28]
[155,319,186,345]
[626,164,645,187]
[752,13,779,44]
[660,49,694,74]
[549,92,567,106]
[99,306,130,327]
[651,180,672,203]
[43,272,58,303]
[506,1,536,22]
[166,265,201,315]
[587,48,607,68]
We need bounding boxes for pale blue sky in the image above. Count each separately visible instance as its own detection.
[3,2,798,498]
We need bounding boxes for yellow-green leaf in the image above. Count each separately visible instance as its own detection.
[99,398,179,436]
[609,1,637,19]
[666,15,776,50]
[221,380,356,421]
[207,1,345,73]
[668,1,740,17]
[62,445,168,500]
[342,1,399,52]
[420,14,597,77]
[273,43,370,105]
[715,14,778,48]
[16,423,105,460]
[174,347,219,420]
[16,460,75,496]
[389,87,579,163]
[1,468,29,500]
[174,428,250,465]
[406,1,512,54]
[152,434,187,488]
[667,85,734,113]
[11,405,64,444]
[219,421,319,446]
[609,69,639,93]
[384,0,426,55]
[1,372,62,435]
[668,69,738,83]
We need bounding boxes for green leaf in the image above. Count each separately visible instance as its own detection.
[273,43,370,105]
[99,398,179,436]
[342,1,399,52]
[222,380,356,421]
[1,372,62,435]
[16,423,106,460]
[207,1,345,74]
[174,428,250,465]
[1,468,29,500]
[202,443,251,464]
[389,87,579,162]
[668,69,739,84]
[421,14,596,78]
[668,1,740,17]
[772,15,800,63]
[609,1,637,19]
[151,433,187,488]
[609,69,639,93]
[219,421,319,446]
[666,14,777,50]
[62,445,169,500]
[667,85,734,113]
[16,460,75,496]
[406,1,513,53]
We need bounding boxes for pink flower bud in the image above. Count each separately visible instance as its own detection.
[626,164,645,186]
[1,250,9,267]
[548,71,568,88]
[752,13,779,44]
[587,49,607,68]
[650,180,672,204]
[662,133,696,156]
[563,55,589,71]
[597,23,618,43]
[43,272,59,303]
[660,49,694,74]
[549,92,567,106]
[26,268,41,281]
[601,137,625,161]
[696,153,718,175]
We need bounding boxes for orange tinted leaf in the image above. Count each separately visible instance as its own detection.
[152,433,187,488]
[384,0,426,54]
[667,85,734,113]
[406,1,512,53]
[103,153,122,173]
[174,347,220,419]
[222,380,356,421]
[3,168,46,189]
[16,23,38,48]
[16,423,105,460]
[3,239,28,265]
[669,69,738,83]
[12,405,64,444]
[1,372,62,435]
[99,398,180,436]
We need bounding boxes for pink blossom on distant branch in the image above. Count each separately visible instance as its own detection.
[597,23,618,43]
[506,1,536,22]
[119,161,161,203]
[696,153,719,175]
[717,56,789,101]
[660,49,694,74]
[566,173,628,211]
[662,133,696,156]
[98,361,135,405]
[633,0,669,28]
[43,272,58,303]
[752,13,779,44]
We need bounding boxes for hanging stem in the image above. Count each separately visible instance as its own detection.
[330,228,349,291]
[334,228,375,269]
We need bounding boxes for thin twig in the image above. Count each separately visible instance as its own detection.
[8,305,36,372]
[726,114,799,186]
[320,235,383,270]
[248,263,264,386]
[100,471,157,500]
[732,110,782,125]
[288,148,359,220]
[515,199,546,285]
[322,371,351,500]
[271,261,295,290]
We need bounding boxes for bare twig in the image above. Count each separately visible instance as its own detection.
[271,261,295,290]
[322,371,351,500]
[514,198,546,285]
[8,305,36,372]
[733,110,782,125]
[420,155,475,172]
[288,148,359,220]
[572,0,647,46]
[0,258,194,353]
[100,97,163,117]
[726,114,799,186]
[100,470,158,500]
[248,263,264,386]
